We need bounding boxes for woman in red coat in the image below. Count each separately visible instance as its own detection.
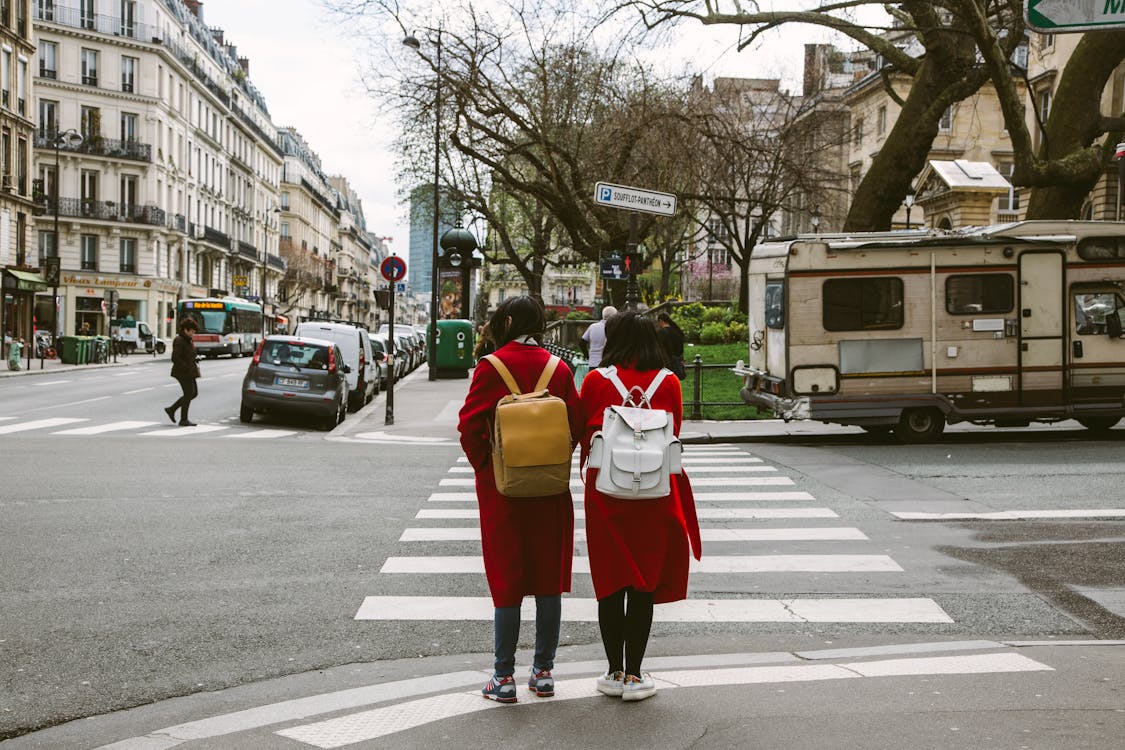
[579,310,702,702]
[457,296,584,703]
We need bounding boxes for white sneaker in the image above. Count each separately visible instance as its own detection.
[621,672,657,702]
[595,670,625,697]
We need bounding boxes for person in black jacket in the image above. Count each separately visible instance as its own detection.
[165,318,201,426]
[656,312,686,380]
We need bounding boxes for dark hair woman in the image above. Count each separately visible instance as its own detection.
[164,318,200,426]
[655,312,686,380]
[578,310,702,702]
[457,295,583,703]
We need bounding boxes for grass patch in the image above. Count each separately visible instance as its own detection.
[680,342,767,421]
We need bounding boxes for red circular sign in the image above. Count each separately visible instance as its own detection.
[380,256,407,282]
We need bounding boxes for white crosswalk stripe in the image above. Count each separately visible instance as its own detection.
[0,415,318,440]
[0,417,86,434]
[400,526,867,543]
[416,507,841,520]
[53,420,159,435]
[381,554,903,574]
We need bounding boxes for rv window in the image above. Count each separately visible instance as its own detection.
[1077,237,1125,260]
[1074,292,1120,335]
[945,274,1014,315]
[823,277,904,332]
[764,282,784,329]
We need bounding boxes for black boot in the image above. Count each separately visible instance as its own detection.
[178,405,196,427]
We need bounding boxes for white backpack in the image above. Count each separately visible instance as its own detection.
[588,366,682,499]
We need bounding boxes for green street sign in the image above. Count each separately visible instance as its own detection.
[1027,0,1125,33]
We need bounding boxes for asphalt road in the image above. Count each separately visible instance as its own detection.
[2,362,1124,743]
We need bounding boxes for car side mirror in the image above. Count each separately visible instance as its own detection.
[375,351,386,362]
[343,364,352,374]
[1108,312,1122,339]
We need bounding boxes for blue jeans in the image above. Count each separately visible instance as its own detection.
[493,595,561,677]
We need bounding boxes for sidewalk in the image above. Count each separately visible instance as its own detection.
[0,350,166,378]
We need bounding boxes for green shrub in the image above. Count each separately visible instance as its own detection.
[726,321,748,342]
[702,306,728,324]
[566,310,594,320]
[700,322,727,345]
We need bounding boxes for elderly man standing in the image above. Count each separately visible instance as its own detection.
[580,305,617,368]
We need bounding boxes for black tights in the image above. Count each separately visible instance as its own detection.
[597,588,654,676]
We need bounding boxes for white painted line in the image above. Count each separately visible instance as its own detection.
[400,527,865,543]
[142,425,230,436]
[672,465,777,473]
[122,387,155,395]
[280,651,1044,747]
[682,456,763,463]
[40,396,111,409]
[427,492,477,502]
[380,554,902,574]
[111,370,140,376]
[353,596,951,623]
[415,508,840,520]
[31,379,70,386]
[0,417,86,434]
[53,421,159,435]
[446,466,474,473]
[0,417,16,422]
[894,509,1125,520]
[689,476,795,486]
[353,431,453,443]
[226,429,300,439]
[694,491,814,501]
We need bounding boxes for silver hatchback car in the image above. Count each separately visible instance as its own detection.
[240,335,350,430]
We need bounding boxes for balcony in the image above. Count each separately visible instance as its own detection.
[49,197,166,227]
[34,3,158,42]
[39,66,57,80]
[81,74,98,87]
[34,133,152,163]
[202,226,230,247]
[236,240,257,260]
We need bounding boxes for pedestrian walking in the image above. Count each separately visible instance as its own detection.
[165,318,200,426]
[472,322,496,362]
[579,310,702,702]
[457,296,584,703]
[580,305,617,368]
[656,312,687,380]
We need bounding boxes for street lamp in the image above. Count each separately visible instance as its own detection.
[903,189,915,228]
[262,206,281,336]
[52,128,83,346]
[404,28,442,382]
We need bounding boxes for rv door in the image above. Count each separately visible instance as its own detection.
[1018,251,1065,406]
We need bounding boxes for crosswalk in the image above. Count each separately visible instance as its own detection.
[0,416,302,439]
[354,444,955,625]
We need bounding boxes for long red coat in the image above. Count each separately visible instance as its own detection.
[457,341,584,608]
[579,366,702,604]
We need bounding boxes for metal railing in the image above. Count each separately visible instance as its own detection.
[50,197,166,226]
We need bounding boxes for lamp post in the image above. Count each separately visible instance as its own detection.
[262,206,280,336]
[52,129,83,346]
[904,189,915,229]
[404,28,442,382]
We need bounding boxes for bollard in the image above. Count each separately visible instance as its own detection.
[689,353,703,420]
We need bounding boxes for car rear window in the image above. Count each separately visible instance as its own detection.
[262,341,330,369]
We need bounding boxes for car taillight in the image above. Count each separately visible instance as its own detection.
[328,347,338,375]
[359,350,365,370]
[252,339,265,365]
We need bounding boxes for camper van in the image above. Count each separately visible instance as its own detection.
[733,221,1125,442]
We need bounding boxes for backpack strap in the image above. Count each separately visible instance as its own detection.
[598,366,630,401]
[484,354,561,395]
[643,368,673,401]
[483,354,522,395]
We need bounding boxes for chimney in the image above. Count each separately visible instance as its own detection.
[211,28,224,46]
[803,44,823,98]
[238,57,250,76]
[184,1,203,20]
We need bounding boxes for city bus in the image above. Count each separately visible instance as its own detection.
[176,297,263,358]
[734,221,1125,442]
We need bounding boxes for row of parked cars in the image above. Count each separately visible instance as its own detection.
[239,321,428,430]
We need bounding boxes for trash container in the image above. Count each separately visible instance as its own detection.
[433,319,474,377]
[59,336,79,364]
[6,339,22,370]
[77,336,91,364]
[572,355,589,387]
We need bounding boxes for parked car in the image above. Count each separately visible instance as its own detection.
[379,324,421,372]
[369,334,390,391]
[240,335,349,430]
[294,321,379,411]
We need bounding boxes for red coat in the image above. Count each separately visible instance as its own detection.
[579,366,702,604]
[457,341,584,607]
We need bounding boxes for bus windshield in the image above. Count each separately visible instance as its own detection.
[182,309,227,334]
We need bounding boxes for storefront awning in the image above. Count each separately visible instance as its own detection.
[2,269,48,293]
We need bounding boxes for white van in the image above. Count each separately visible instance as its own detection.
[293,322,377,411]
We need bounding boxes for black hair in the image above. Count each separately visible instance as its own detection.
[657,312,682,332]
[489,295,546,345]
[179,317,198,333]
[600,310,668,371]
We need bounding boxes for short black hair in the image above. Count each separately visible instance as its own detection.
[600,311,667,371]
[489,296,546,345]
[179,318,198,333]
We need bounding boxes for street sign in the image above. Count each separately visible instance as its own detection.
[380,255,407,282]
[396,282,407,293]
[233,274,248,286]
[44,257,60,285]
[594,181,677,217]
[1026,0,1125,33]
[600,257,625,280]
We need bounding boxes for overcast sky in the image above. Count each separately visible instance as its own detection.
[200,1,861,254]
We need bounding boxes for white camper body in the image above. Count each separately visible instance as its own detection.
[734,221,1125,442]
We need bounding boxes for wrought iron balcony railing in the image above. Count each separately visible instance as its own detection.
[34,133,152,163]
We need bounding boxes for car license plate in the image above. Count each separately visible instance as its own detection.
[275,376,308,389]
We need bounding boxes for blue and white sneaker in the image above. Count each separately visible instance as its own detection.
[481,674,517,703]
[528,667,555,697]
[621,672,657,702]
[595,670,625,697]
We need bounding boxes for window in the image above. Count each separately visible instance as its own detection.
[119,238,137,273]
[2,48,10,108]
[764,282,784,329]
[120,174,137,217]
[80,48,97,86]
[997,162,1020,214]
[80,0,94,29]
[80,105,99,139]
[17,57,25,115]
[121,56,136,93]
[80,234,98,270]
[38,40,57,79]
[946,274,1014,315]
[120,112,137,142]
[16,136,26,194]
[120,0,136,36]
[823,277,904,331]
[38,231,55,265]
[877,105,887,136]
[81,169,98,207]
[1074,292,1122,335]
[37,99,56,138]
[853,116,864,145]
[1077,237,1125,260]
[1040,32,1054,50]
[279,221,289,238]
[37,1,55,23]
[280,191,290,210]
[938,106,953,132]
[1038,89,1051,122]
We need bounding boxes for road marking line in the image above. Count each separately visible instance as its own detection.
[380,554,902,574]
[53,421,159,435]
[673,465,777,473]
[682,456,763,463]
[276,653,1045,747]
[695,491,815,501]
[39,396,112,409]
[30,380,70,386]
[415,508,839,520]
[122,387,155,395]
[427,492,478,502]
[353,431,453,443]
[399,527,866,543]
[353,596,950,623]
[437,476,795,487]
[0,417,87,434]
[893,509,1125,520]
[225,429,300,439]
[141,425,230,436]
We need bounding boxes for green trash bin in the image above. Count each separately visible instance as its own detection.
[433,319,474,376]
[77,336,91,364]
[59,336,79,364]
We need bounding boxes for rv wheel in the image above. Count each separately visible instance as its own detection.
[1077,417,1119,433]
[895,408,945,444]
